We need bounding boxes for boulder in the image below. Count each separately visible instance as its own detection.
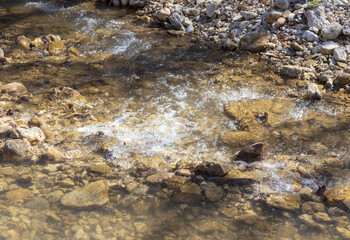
[320,42,339,55]
[334,72,350,86]
[224,97,295,131]
[1,82,27,95]
[280,65,311,78]
[155,8,171,21]
[302,30,319,42]
[194,162,232,177]
[305,9,329,30]
[169,13,185,30]
[233,142,268,162]
[60,180,109,209]
[321,22,342,40]
[333,48,347,62]
[221,169,258,184]
[266,194,301,211]
[203,183,223,202]
[239,32,274,52]
[221,131,261,148]
[274,0,289,10]
[2,139,31,162]
[324,187,350,208]
[304,82,321,101]
[172,182,202,203]
[87,162,112,174]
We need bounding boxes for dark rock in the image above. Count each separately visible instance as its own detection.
[172,182,202,203]
[234,143,268,162]
[194,162,232,177]
[239,32,274,52]
[334,73,350,86]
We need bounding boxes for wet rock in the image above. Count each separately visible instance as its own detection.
[235,210,259,225]
[234,143,268,162]
[1,82,27,95]
[145,172,172,184]
[305,9,329,30]
[40,149,64,162]
[301,201,325,214]
[239,32,274,52]
[5,188,33,201]
[17,35,31,49]
[280,65,310,79]
[132,157,166,177]
[129,0,145,8]
[46,34,61,43]
[60,180,109,209]
[274,0,289,10]
[164,175,188,189]
[155,8,171,21]
[203,183,223,202]
[0,48,4,58]
[87,162,112,174]
[225,97,295,131]
[313,212,331,222]
[2,139,31,161]
[57,179,75,187]
[74,229,90,240]
[172,182,202,203]
[16,127,46,144]
[0,181,8,192]
[194,161,231,177]
[24,197,50,209]
[299,214,324,229]
[221,131,261,148]
[222,169,258,184]
[334,72,350,86]
[321,22,342,40]
[304,82,321,101]
[333,48,347,62]
[302,30,319,42]
[48,40,66,55]
[323,187,350,208]
[266,194,301,211]
[320,42,339,55]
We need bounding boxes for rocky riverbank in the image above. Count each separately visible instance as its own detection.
[108,0,350,93]
[0,1,350,239]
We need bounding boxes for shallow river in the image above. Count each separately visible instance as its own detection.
[0,1,349,239]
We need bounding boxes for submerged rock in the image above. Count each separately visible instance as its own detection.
[233,142,268,162]
[323,187,350,208]
[203,183,223,202]
[266,194,301,211]
[172,182,202,204]
[194,161,231,177]
[17,35,31,50]
[60,180,109,209]
[2,139,31,162]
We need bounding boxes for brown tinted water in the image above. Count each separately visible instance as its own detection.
[0,1,350,239]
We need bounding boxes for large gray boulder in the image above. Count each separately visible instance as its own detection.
[305,9,330,30]
[321,22,342,40]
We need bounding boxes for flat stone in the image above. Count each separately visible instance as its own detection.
[274,0,289,10]
[266,194,301,211]
[302,30,319,42]
[3,139,31,161]
[280,65,311,78]
[5,188,33,201]
[333,48,347,62]
[145,172,172,184]
[172,182,201,203]
[234,142,268,162]
[321,42,339,55]
[324,187,350,206]
[239,32,274,52]
[194,162,232,177]
[87,162,112,174]
[24,197,50,209]
[60,180,109,209]
[241,11,258,20]
[1,82,27,95]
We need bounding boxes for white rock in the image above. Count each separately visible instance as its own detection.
[333,48,347,62]
[305,9,330,30]
[16,127,46,144]
[302,30,319,42]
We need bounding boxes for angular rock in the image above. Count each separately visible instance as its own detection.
[3,139,31,161]
[24,197,50,209]
[194,162,232,177]
[274,0,289,10]
[343,23,350,36]
[305,9,329,30]
[274,17,286,29]
[172,182,201,203]
[239,32,274,52]
[16,127,46,144]
[320,42,339,55]
[324,187,350,206]
[206,3,217,18]
[145,172,172,184]
[334,72,350,86]
[1,82,27,95]
[0,48,4,58]
[304,82,322,101]
[266,194,301,211]
[321,22,342,40]
[60,180,109,209]
[87,162,112,174]
[333,48,347,62]
[280,65,310,78]
[222,169,258,184]
[234,142,268,162]
[48,41,65,55]
[302,30,319,42]
[169,13,185,30]
[221,131,260,148]
[155,8,171,21]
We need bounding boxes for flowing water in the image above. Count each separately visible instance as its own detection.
[0,1,350,239]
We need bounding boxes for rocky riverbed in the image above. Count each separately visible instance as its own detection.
[0,0,350,239]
